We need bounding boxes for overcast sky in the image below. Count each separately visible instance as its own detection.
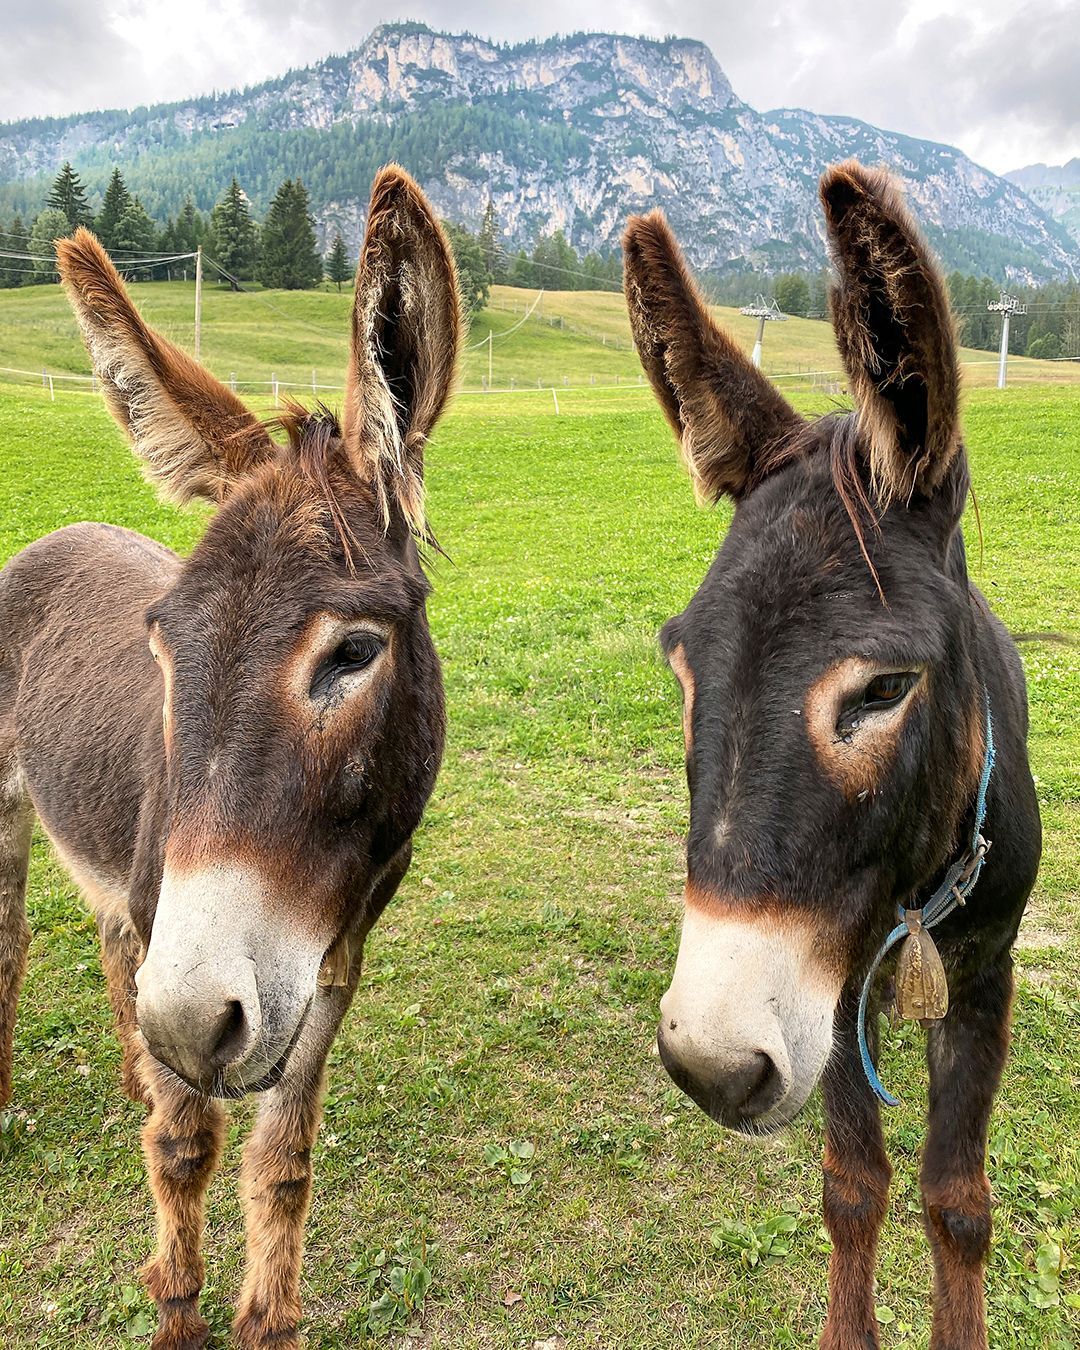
[2,0,1076,174]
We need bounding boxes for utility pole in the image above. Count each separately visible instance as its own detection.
[194,246,203,363]
[987,290,1026,389]
[740,294,787,367]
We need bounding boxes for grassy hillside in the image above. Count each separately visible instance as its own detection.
[0,380,1077,1347]
[1,281,1077,398]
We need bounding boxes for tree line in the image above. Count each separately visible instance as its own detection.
[0,163,623,316]
[2,162,1078,356]
[0,161,348,294]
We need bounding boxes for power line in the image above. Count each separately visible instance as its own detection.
[200,254,347,337]
[0,227,204,259]
[464,290,546,348]
[0,248,197,269]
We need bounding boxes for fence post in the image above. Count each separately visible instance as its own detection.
[312,368,317,396]
[551,388,560,415]
[230,372,237,392]
[42,368,46,388]
[48,375,55,401]
[272,372,279,406]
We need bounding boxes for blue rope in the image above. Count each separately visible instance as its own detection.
[856,691,995,1106]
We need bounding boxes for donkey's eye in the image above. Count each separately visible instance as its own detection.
[861,672,919,710]
[310,632,385,700]
[335,633,384,670]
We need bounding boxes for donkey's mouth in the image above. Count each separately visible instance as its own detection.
[144,994,315,1100]
[214,995,315,1099]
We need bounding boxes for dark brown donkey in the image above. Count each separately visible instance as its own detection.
[624,161,1041,1348]
[0,166,459,1349]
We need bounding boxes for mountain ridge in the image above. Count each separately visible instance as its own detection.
[1,23,1076,282]
[1005,160,1080,247]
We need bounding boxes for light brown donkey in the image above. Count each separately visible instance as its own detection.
[0,167,460,1348]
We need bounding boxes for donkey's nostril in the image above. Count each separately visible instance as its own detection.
[206,998,252,1071]
[720,1050,780,1118]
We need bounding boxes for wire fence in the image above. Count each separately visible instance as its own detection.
[4,356,1077,415]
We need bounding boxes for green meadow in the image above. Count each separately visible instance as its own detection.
[2,280,1078,397]
[0,289,1076,1348]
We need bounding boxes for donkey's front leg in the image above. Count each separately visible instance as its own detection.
[922,951,1012,1350]
[232,987,351,1350]
[140,1055,226,1350]
[820,990,891,1350]
[98,914,150,1106]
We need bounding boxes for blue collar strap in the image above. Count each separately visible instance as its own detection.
[856,691,995,1106]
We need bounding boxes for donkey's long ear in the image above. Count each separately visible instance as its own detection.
[821,161,960,501]
[56,229,274,505]
[623,211,802,502]
[343,165,461,535]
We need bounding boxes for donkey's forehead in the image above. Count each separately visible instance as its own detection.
[672,456,955,672]
[150,468,426,636]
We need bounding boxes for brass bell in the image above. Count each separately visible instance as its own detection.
[894,911,949,1022]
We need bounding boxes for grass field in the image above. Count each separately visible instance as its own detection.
[0,374,1076,1349]
[2,280,1079,398]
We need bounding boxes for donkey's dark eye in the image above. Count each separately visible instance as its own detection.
[310,632,385,700]
[862,672,918,710]
[335,633,384,670]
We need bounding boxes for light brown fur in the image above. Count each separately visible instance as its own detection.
[805,659,928,801]
[343,165,463,539]
[667,642,695,753]
[622,210,803,502]
[819,161,961,503]
[55,232,275,505]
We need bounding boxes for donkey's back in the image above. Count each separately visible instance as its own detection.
[0,521,177,883]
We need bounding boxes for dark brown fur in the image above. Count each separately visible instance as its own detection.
[0,166,461,1349]
[626,161,1041,1348]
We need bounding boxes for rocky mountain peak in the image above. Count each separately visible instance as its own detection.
[0,25,1075,281]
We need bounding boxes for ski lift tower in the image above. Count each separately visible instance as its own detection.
[987,291,1027,389]
[740,294,787,368]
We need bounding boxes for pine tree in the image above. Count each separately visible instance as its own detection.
[508,249,534,289]
[176,196,206,252]
[773,273,811,317]
[257,179,322,290]
[325,233,352,291]
[46,162,93,232]
[443,221,489,315]
[112,197,157,257]
[531,230,578,290]
[209,178,257,289]
[96,169,132,252]
[29,208,72,282]
[0,216,23,288]
[478,200,506,284]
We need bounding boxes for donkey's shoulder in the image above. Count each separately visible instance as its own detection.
[0,522,179,648]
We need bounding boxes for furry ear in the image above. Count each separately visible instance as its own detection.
[56,229,274,505]
[343,165,462,537]
[820,160,961,501]
[623,210,803,502]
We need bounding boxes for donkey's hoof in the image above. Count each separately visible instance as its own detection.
[151,1309,210,1350]
[233,1305,301,1350]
